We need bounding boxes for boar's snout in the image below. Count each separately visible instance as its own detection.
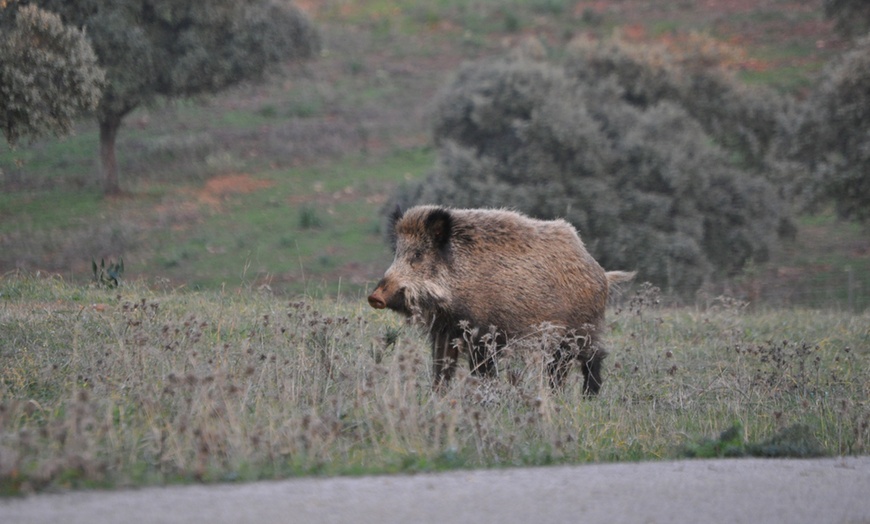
[368,279,389,309]
[368,277,412,315]
[368,289,387,309]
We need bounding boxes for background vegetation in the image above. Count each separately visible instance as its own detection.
[2,0,868,307]
[394,37,793,294]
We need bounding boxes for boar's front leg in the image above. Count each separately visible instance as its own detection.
[431,331,459,390]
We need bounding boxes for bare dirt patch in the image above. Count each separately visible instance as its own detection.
[199,174,275,205]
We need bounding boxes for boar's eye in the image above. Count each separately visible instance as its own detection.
[410,250,424,264]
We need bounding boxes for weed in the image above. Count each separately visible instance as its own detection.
[257,105,278,118]
[298,206,324,230]
[580,8,604,27]
[501,9,521,33]
[92,257,124,288]
[681,421,826,458]
[681,421,748,458]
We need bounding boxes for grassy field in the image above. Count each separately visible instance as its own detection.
[1,0,869,495]
[0,274,867,494]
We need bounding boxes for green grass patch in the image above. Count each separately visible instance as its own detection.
[739,65,817,93]
[750,213,870,311]
[0,189,103,233]
[139,148,433,295]
[1,130,100,187]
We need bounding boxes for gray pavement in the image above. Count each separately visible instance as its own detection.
[2,456,869,524]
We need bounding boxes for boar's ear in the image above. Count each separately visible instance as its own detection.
[387,205,404,252]
[389,204,404,227]
[425,207,452,250]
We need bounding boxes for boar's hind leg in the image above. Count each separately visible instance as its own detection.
[432,332,459,390]
[580,347,606,396]
[547,341,606,396]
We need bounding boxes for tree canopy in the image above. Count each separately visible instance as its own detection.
[0,2,104,145]
[24,0,321,194]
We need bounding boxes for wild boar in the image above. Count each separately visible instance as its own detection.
[368,205,634,394]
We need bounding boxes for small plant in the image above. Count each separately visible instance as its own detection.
[681,421,747,458]
[92,257,124,288]
[299,206,323,229]
[371,325,401,364]
[530,0,568,16]
[256,104,278,118]
[501,9,521,33]
[681,422,826,458]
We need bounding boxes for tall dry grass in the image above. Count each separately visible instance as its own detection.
[0,273,867,494]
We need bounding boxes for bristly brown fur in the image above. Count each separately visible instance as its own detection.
[369,205,635,394]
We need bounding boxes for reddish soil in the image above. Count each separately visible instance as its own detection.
[198,174,275,208]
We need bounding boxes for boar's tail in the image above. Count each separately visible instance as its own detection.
[605,270,636,289]
[605,270,636,302]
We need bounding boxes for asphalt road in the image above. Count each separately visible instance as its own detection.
[2,456,869,524]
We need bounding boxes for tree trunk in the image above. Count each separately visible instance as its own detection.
[99,116,122,196]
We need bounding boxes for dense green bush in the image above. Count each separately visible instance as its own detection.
[824,0,870,40]
[790,35,870,222]
[564,36,789,174]
[392,38,793,295]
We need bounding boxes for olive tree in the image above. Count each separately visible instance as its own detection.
[29,0,320,195]
[0,2,104,145]
[790,35,870,222]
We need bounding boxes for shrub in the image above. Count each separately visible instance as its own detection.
[392,38,793,295]
[824,0,870,40]
[299,206,323,229]
[789,35,870,222]
[564,35,789,173]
